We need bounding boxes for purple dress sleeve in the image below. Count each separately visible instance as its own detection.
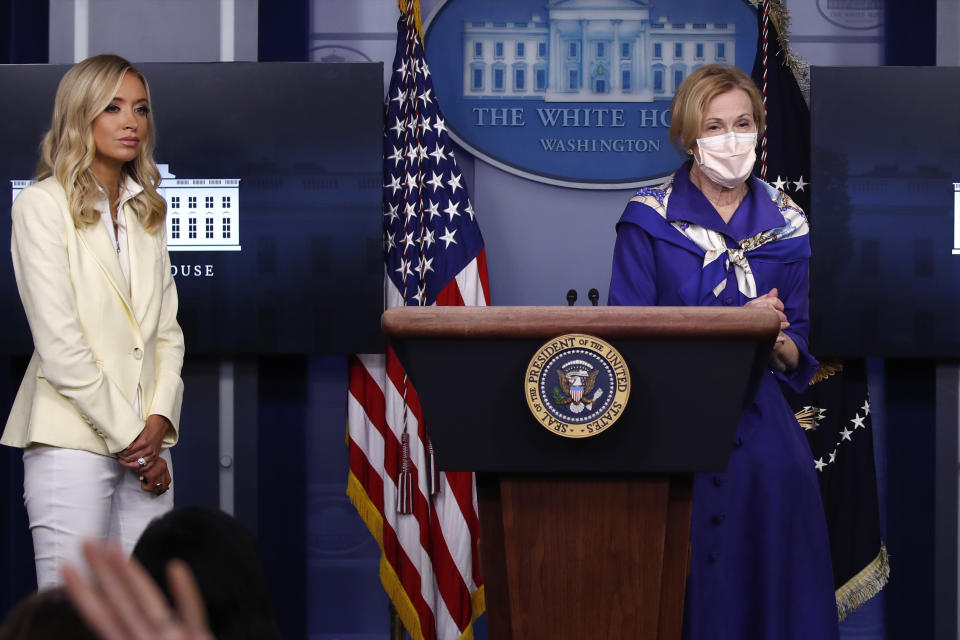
[771,259,818,392]
[608,221,656,307]
[609,204,817,390]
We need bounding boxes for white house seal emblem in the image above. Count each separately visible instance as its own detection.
[524,333,630,438]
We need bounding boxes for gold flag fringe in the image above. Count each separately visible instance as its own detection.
[347,472,426,640]
[836,545,890,622]
[347,472,486,640]
[809,359,844,386]
[398,0,423,39]
[747,0,810,102]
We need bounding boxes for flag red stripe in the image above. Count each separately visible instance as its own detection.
[347,437,439,640]
[388,356,476,624]
[351,355,474,634]
[413,413,475,626]
[351,355,431,557]
[348,356,388,441]
[348,445,384,514]
[348,401,440,638]
[475,249,491,305]
[385,346,424,419]
[443,470,483,582]
[352,340,482,640]
[435,274,466,306]
[382,513,439,640]
[348,358,399,481]
[428,509,474,627]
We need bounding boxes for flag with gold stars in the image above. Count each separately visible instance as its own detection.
[750,0,888,620]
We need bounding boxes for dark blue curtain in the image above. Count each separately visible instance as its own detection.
[880,2,938,638]
[256,356,308,639]
[258,0,309,62]
[882,361,936,639]
[884,0,936,65]
[0,1,47,618]
[254,4,310,636]
[0,0,48,64]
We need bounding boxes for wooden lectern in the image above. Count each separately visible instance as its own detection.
[382,306,779,640]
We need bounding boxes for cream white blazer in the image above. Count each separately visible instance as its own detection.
[2,177,184,456]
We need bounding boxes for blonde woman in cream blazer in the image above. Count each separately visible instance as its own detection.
[2,55,184,588]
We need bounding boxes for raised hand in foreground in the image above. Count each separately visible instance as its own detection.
[62,541,213,640]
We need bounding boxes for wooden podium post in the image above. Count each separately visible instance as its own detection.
[383,306,779,640]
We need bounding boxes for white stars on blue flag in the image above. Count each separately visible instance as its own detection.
[383,12,484,306]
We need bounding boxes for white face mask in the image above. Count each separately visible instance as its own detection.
[694,132,757,189]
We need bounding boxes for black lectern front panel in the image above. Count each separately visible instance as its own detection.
[392,336,767,474]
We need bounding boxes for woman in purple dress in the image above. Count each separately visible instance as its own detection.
[608,65,839,639]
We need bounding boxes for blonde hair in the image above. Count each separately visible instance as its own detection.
[36,54,166,233]
[668,64,765,154]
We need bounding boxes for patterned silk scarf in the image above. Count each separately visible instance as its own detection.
[626,173,810,303]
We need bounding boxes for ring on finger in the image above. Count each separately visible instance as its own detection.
[138,457,147,467]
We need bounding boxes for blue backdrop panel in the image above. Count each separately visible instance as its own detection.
[810,66,960,357]
[0,62,384,356]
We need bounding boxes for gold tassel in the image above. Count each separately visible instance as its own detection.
[836,545,891,621]
[397,432,413,514]
[397,0,422,39]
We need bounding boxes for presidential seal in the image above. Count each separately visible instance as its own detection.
[524,334,630,438]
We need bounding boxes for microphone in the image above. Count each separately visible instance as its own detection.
[566,289,578,306]
[588,288,600,306]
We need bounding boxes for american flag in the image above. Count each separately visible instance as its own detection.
[346,1,489,639]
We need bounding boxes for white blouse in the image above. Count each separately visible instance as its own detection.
[96,176,144,420]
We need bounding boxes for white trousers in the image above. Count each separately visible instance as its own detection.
[22,445,174,589]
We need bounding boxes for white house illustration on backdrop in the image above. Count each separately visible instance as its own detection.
[462,0,735,102]
[10,164,241,253]
[157,165,241,252]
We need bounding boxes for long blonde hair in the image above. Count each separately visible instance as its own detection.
[36,54,166,233]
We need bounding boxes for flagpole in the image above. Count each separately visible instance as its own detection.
[389,602,405,640]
